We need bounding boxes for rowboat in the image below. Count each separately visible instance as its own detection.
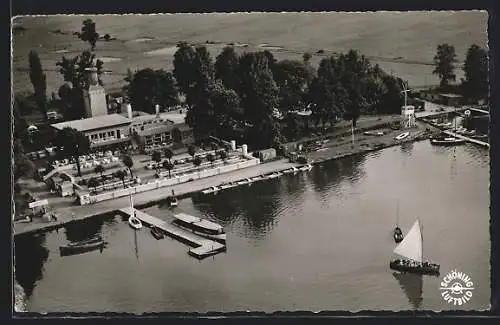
[395,132,410,141]
[364,130,385,136]
[299,164,313,172]
[430,137,466,146]
[201,186,218,195]
[150,226,164,240]
[59,237,106,256]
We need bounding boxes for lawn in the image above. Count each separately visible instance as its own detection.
[12,12,487,95]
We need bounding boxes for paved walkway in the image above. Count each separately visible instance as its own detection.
[14,159,298,236]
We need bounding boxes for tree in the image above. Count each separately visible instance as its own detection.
[193,155,202,170]
[433,44,458,88]
[151,151,162,173]
[308,57,349,128]
[303,52,312,63]
[217,149,228,162]
[28,51,47,119]
[187,145,197,158]
[79,19,99,50]
[113,170,127,188]
[273,59,314,110]
[53,127,90,177]
[14,154,35,180]
[162,160,174,178]
[94,164,105,178]
[124,68,178,113]
[87,177,100,189]
[122,154,134,178]
[186,79,241,139]
[462,44,488,103]
[164,148,174,163]
[206,153,215,166]
[238,52,280,122]
[215,46,239,90]
[173,42,197,106]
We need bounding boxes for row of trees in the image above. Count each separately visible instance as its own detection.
[124,42,406,149]
[433,43,488,102]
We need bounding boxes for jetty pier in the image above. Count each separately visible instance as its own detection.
[416,105,490,148]
[118,207,226,259]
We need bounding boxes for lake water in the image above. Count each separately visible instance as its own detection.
[14,141,490,313]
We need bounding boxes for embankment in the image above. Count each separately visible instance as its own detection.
[14,123,431,237]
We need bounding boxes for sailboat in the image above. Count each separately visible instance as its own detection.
[393,203,404,243]
[167,189,178,207]
[128,194,143,230]
[389,218,440,276]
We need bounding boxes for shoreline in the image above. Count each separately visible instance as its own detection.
[13,127,431,237]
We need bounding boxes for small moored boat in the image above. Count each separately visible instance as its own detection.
[150,226,164,240]
[237,178,252,186]
[172,213,226,244]
[201,186,218,195]
[128,194,143,230]
[299,164,313,172]
[59,236,106,256]
[364,130,385,136]
[129,215,142,229]
[219,182,237,190]
[430,136,466,146]
[266,172,282,179]
[395,132,410,141]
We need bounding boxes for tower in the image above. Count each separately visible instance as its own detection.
[400,81,416,128]
[82,67,107,118]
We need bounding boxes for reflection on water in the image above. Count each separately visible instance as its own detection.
[14,234,49,298]
[14,141,490,312]
[392,272,423,310]
[65,216,105,243]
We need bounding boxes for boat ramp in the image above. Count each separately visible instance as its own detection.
[119,207,226,259]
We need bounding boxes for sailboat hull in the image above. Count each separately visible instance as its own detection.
[390,260,440,276]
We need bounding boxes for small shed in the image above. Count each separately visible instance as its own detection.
[439,93,463,107]
[259,148,277,162]
[58,181,74,197]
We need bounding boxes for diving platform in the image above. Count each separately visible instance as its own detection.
[119,207,226,259]
[442,130,490,148]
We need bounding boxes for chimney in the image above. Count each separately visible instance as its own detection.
[155,104,160,117]
[126,103,133,119]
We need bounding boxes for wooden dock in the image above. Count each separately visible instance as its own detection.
[119,207,226,259]
[442,130,490,148]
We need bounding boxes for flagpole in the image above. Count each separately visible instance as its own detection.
[351,120,355,147]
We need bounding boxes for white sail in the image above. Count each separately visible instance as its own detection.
[393,219,423,262]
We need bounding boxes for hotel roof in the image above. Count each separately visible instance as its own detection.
[51,114,132,132]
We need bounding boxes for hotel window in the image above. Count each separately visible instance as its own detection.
[91,134,98,140]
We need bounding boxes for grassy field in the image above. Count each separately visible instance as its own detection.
[12,12,488,96]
